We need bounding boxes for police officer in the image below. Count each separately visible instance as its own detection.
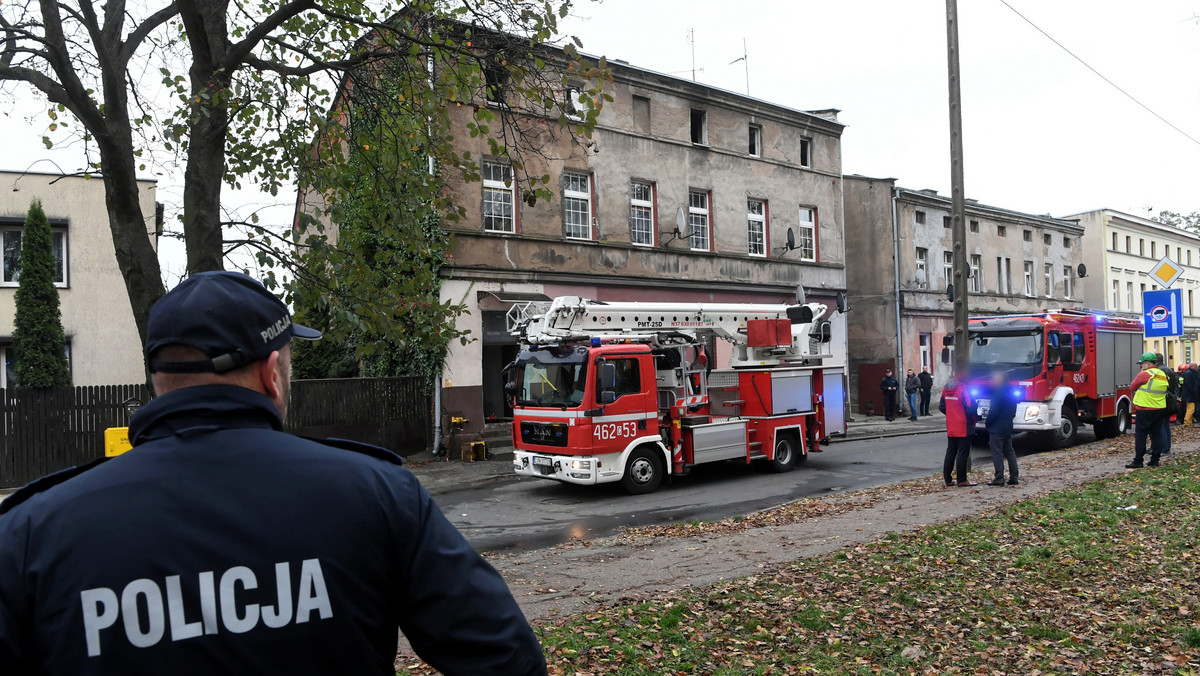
[1126,351,1169,469]
[0,271,546,675]
[880,369,900,421]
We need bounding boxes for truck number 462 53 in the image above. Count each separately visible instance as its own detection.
[594,422,638,440]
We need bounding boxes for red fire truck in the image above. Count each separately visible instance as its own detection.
[967,308,1143,447]
[503,296,848,494]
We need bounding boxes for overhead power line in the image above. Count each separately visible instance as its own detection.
[997,0,1200,148]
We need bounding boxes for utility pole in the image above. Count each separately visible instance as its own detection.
[946,0,970,374]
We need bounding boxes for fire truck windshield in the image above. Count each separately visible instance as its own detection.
[970,330,1044,377]
[514,347,588,407]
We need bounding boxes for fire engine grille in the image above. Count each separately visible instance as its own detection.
[520,421,569,447]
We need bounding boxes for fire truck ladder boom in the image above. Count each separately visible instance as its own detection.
[512,296,833,367]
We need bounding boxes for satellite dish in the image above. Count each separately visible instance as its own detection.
[835,291,848,313]
[786,228,796,250]
[1077,263,1088,279]
[675,207,686,236]
[795,285,807,305]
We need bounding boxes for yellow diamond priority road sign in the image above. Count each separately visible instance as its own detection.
[1150,257,1183,288]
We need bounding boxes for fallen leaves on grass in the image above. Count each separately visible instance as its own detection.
[398,451,1200,675]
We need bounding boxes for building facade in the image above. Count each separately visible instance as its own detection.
[1073,208,1200,365]
[432,62,849,431]
[0,171,158,386]
[843,176,1085,414]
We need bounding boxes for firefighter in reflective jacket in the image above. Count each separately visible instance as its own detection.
[0,271,546,676]
[1127,351,1169,469]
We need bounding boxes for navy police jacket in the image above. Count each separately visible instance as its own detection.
[984,383,1019,437]
[0,384,546,675]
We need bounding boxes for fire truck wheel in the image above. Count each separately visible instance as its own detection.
[621,448,663,495]
[1096,402,1131,439]
[1045,403,1079,449]
[769,433,799,473]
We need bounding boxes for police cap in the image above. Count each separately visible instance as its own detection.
[146,271,321,374]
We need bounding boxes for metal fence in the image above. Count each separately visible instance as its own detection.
[0,377,431,490]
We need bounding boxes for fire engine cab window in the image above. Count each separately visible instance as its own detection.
[1073,333,1085,365]
[516,350,587,407]
[598,359,640,402]
[971,330,1044,379]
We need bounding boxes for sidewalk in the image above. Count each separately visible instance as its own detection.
[841,411,944,440]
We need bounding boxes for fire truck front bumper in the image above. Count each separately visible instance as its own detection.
[975,401,1059,432]
[514,450,603,485]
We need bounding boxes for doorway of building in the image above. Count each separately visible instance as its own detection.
[481,343,519,422]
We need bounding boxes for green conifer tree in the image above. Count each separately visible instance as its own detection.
[12,199,71,388]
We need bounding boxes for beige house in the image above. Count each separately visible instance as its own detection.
[1073,208,1200,365]
[0,171,158,386]
[843,176,1085,413]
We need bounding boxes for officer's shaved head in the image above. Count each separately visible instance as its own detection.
[151,344,291,419]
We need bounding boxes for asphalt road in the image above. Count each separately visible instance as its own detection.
[437,429,1095,554]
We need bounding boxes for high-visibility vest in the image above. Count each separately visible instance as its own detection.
[1133,368,1168,409]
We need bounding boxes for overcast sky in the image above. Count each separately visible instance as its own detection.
[3,0,1199,284]
[563,0,1200,218]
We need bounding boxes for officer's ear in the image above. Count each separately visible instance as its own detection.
[257,350,286,408]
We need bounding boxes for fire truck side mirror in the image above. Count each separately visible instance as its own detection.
[501,362,518,398]
[940,347,952,364]
[599,361,617,405]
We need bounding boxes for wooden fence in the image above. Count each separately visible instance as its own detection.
[0,377,431,490]
[0,384,151,489]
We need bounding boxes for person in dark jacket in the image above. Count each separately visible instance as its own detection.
[904,369,921,421]
[880,369,899,421]
[0,271,546,676]
[918,368,934,416]
[940,369,976,486]
[983,370,1019,486]
[1183,363,1200,426]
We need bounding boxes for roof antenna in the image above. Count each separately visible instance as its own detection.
[688,28,696,82]
[729,38,749,95]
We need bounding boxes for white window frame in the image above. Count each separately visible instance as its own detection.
[747,199,766,257]
[1112,280,1120,308]
[919,333,931,373]
[748,124,762,157]
[1023,260,1035,297]
[562,171,592,240]
[1126,282,1134,311]
[970,254,983,293]
[799,138,811,168]
[796,207,816,262]
[942,251,953,290]
[629,181,655,247]
[563,85,583,121]
[688,190,710,251]
[1063,265,1073,299]
[1,225,69,288]
[915,248,928,289]
[481,162,515,233]
[1044,263,1053,297]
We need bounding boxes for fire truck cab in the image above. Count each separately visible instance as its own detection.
[504,296,848,494]
[967,309,1143,447]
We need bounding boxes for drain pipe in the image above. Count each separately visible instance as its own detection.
[890,188,904,373]
[431,373,443,456]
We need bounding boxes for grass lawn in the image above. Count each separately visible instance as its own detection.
[402,452,1200,674]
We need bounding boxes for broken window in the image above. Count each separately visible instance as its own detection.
[690,109,707,145]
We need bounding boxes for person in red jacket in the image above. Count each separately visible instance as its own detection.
[940,369,976,486]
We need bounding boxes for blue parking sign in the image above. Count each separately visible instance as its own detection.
[1143,288,1183,337]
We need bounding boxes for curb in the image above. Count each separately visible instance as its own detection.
[837,428,944,442]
